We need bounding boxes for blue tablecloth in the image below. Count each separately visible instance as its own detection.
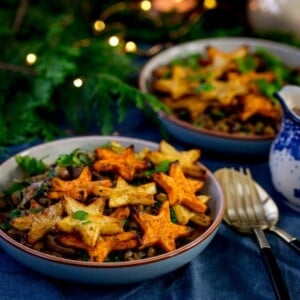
[1,110,299,300]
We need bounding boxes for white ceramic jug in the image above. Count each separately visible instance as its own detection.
[269,85,300,211]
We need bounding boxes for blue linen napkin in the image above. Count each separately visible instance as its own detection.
[1,158,299,300]
[1,209,299,300]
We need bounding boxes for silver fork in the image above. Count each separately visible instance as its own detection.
[215,167,290,300]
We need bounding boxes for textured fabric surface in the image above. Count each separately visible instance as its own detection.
[1,112,299,300]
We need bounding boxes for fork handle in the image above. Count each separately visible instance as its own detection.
[290,239,300,253]
[254,228,291,300]
[269,226,300,254]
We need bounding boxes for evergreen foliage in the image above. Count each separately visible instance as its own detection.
[1,0,299,151]
[0,1,165,149]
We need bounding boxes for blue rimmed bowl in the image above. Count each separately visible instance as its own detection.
[0,136,225,284]
[139,37,300,156]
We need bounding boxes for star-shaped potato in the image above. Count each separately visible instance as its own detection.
[164,95,209,121]
[58,231,139,262]
[152,65,197,99]
[146,140,205,179]
[198,71,275,108]
[56,198,123,247]
[62,195,105,216]
[133,200,192,252]
[153,161,207,213]
[10,201,64,244]
[199,79,247,106]
[88,232,139,262]
[93,145,150,181]
[9,200,42,231]
[56,214,123,248]
[173,204,195,225]
[173,203,212,227]
[109,205,131,220]
[108,176,156,208]
[48,166,112,201]
[205,45,248,78]
[240,93,281,121]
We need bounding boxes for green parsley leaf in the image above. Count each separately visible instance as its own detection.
[155,160,171,173]
[72,210,89,221]
[10,209,21,220]
[29,208,44,214]
[55,149,92,167]
[236,56,256,73]
[255,79,280,103]
[15,155,47,176]
[170,207,178,223]
[4,181,29,196]
[171,55,201,69]
[255,47,283,69]
[0,222,10,230]
[80,250,90,261]
[145,160,171,177]
[194,83,213,94]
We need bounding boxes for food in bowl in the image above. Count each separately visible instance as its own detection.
[0,139,213,263]
[150,44,300,138]
[139,38,300,155]
[0,136,224,284]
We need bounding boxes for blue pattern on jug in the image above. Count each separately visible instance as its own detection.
[269,85,300,212]
[273,117,300,160]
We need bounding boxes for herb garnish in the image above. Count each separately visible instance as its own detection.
[15,155,47,176]
[72,210,90,224]
[145,160,171,178]
[55,149,92,167]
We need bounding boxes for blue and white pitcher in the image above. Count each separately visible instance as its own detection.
[269,85,300,212]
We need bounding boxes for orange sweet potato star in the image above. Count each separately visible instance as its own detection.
[58,231,139,262]
[48,166,112,201]
[109,205,131,220]
[93,145,150,181]
[240,93,282,121]
[153,161,207,213]
[133,200,192,252]
[88,232,139,262]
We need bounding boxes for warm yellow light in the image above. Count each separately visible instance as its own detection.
[93,20,105,32]
[204,0,217,9]
[125,41,137,53]
[108,36,120,47]
[26,53,37,65]
[140,0,151,11]
[73,78,83,88]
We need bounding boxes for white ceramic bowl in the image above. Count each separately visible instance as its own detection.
[139,37,300,155]
[0,136,225,284]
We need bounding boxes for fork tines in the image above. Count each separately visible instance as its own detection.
[224,167,268,229]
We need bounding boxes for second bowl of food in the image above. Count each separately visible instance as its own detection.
[0,136,224,284]
[139,37,300,155]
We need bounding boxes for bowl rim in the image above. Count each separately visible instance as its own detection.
[0,135,225,269]
[158,112,275,141]
[139,36,300,142]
